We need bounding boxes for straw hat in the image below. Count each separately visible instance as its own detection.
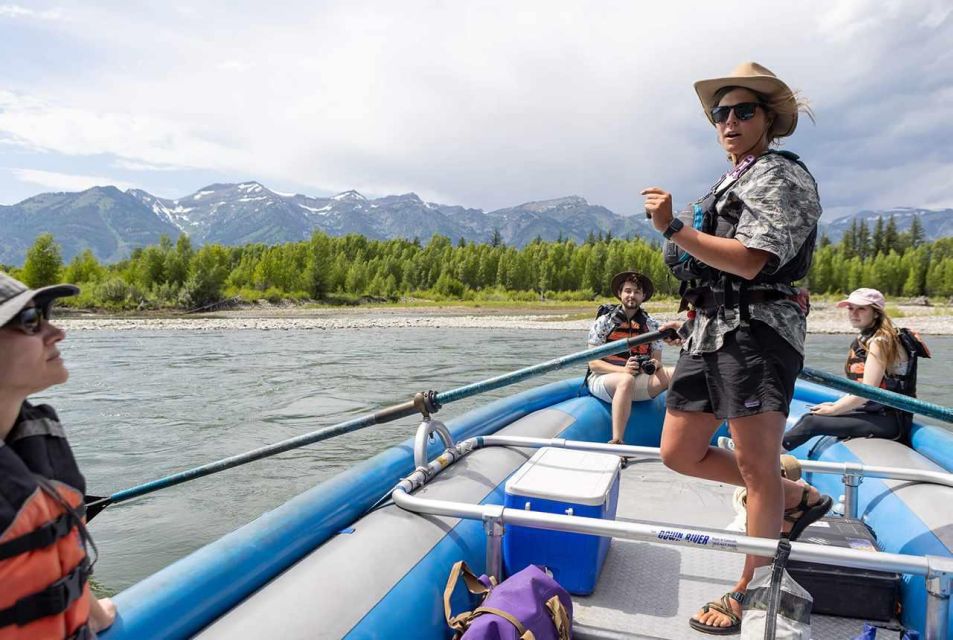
[610,271,654,302]
[694,62,798,138]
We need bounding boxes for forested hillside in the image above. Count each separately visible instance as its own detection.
[5,219,952,311]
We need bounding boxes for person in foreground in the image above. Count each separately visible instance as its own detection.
[585,271,672,444]
[783,288,930,451]
[0,272,117,638]
[641,62,832,635]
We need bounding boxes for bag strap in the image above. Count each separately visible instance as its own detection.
[545,595,572,640]
[765,539,793,640]
[473,607,535,640]
[444,561,493,636]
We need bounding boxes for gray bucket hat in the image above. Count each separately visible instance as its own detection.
[0,272,79,327]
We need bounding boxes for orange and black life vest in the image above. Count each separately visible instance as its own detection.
[845,328,931,414]
[0,402,93,640]
[596,305,653,367]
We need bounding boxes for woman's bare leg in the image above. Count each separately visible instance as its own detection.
[667,409,823,630]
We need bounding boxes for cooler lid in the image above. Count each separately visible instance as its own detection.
[505,447,621,506]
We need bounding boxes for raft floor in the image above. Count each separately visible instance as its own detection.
[572,459,881,639]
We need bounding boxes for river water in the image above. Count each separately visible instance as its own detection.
[37,328,952,592]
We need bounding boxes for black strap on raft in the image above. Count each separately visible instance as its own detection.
[0,560,90,628]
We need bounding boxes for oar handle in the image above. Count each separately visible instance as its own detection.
[798,366,953,424]
[85,328,673,518]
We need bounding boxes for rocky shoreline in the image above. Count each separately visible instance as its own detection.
[55,302,953,334]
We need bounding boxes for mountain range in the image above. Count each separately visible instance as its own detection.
[0,182,655,263]
[1,182,950,264]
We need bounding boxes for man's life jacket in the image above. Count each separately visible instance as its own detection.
[662,151,817,320]
[0,402,93,640]
[589,304,653,369]
[845,328,931,411]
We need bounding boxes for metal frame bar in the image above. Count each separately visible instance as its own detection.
[401,431,953,639]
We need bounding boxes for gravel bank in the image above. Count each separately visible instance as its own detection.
[56,302,953,333]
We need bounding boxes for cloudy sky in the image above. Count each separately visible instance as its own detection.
[0,1,950,220]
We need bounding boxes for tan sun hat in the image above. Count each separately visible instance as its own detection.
[693,61,798,138]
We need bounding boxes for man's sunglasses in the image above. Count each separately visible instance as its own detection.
[3,301,52,335]
[710,102,762,124]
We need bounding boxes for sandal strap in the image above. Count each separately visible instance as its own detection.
[783,487,812,523]
[708,600,740,624]
[700,592,743,624]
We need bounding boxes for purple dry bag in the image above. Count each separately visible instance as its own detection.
[443,561,572,640]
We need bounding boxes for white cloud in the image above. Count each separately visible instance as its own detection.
[11,168,134,192]
[0,1,950,214]
[111,158,187,172]
[0,4,61,20]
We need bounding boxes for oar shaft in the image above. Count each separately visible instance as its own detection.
[437,330,669,404]
[799,366,953,424]
[96,330,671,510]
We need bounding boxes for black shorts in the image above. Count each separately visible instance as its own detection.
[666,320,803,420]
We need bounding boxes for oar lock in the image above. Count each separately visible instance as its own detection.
[413,390,441,418]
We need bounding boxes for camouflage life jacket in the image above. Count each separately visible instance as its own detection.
[663,151,817,320]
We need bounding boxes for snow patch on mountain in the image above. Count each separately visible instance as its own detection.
[332,190,366,201]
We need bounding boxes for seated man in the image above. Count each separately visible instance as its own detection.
[586,271,673,444]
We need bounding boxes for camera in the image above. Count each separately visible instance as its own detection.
[634,356,657,376]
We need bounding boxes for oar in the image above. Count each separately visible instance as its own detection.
[83,328,675,520]
[798,366,953,424]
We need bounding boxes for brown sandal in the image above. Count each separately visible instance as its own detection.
[689,591,744,635]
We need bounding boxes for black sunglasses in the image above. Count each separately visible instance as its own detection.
[3,301,52,335]
[710,102,762,124]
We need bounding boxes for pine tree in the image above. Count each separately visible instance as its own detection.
[490,228,503,248]
[909,216,925,248]
[884,216,899,253]
[841,220,857,259]
[857,219,871,259]
[872,217,884,255]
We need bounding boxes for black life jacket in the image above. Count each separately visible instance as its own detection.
[845,328,931,404]
[0,402,93,639]
[663,150,817,318]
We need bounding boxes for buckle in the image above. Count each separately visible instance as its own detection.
[12,562,87,625]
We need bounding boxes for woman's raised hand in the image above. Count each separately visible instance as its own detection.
[641,187,674,233]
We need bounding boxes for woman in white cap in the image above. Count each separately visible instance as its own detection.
[783,288,930,451]
[0,272,117,637]
[641,62,830,634]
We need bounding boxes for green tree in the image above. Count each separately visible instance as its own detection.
[490,228,503,247]
[884,216,899,253]
[63,249,104,284]
[872,217,884,255]
[908,216,925,248]
[20,233,63,288]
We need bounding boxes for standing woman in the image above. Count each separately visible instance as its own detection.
[783,288,930,451]
[0,273,116,638]
[642,62,831,635]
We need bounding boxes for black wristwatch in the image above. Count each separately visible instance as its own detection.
[663,217,684,240]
